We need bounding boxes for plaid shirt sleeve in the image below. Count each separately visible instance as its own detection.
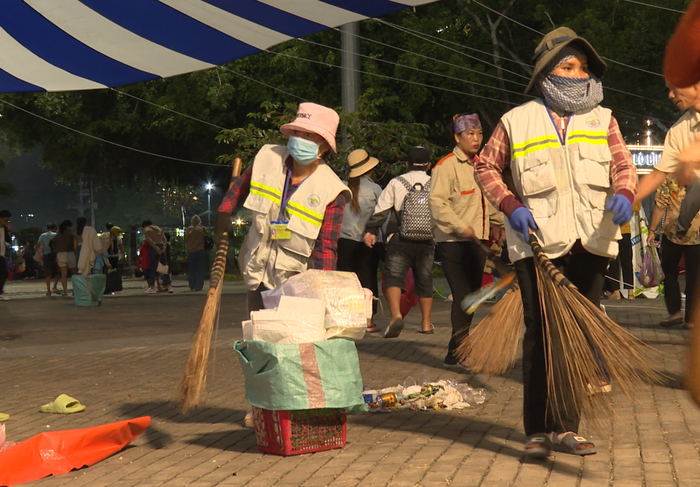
[608,116,637,203]
[474,121,523,217]
[217,164,253,214]
[313,192,346,270]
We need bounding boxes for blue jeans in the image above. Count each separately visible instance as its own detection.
[149,245,171,286]
[188,250,206,291]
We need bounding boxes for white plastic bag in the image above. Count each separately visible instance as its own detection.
[248,295,326,344]
[262,270,367,340]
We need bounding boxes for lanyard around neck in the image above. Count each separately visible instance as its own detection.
[279,169,308,219]
[543,100,572,146]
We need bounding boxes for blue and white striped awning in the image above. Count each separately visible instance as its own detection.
[0,0,437,93]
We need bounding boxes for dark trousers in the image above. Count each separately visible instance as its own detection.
[436,241,486,358]
[605,233,634,292]
[0,257,7,294]
[516,250,609,437]
[337,238,383,315]
[149,245,171,286]
[661,235,700,323]
[188,250,206,291]
[678,180,700,235]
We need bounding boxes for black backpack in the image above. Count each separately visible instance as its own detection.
[396,176,433,241]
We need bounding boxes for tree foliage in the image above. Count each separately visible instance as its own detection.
[0,0,690,193]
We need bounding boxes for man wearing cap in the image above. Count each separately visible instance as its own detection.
[475,27,637,457]
[338,149,384,332]
[216,102,350,313]
[430,112,504,365]
[364,147,434,338]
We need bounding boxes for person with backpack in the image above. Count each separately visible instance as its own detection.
[364,147,434,338]
[430,113,505,366]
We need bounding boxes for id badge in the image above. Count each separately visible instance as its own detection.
[270,220,291,240]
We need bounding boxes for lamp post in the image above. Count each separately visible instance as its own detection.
[205,183,213,226]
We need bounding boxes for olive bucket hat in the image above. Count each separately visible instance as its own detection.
[525,27,607,94]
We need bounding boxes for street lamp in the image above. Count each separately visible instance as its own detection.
[205,183,213,226]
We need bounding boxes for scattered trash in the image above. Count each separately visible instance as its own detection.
[364,379,486,411]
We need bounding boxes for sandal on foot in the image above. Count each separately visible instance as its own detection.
[524,433,551,459]
[366,324,380,333]
[40,394,86,414]
[383,318,404,338]
[419,324,435,334]
[552,432,597,456]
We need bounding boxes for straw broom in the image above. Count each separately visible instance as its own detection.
[528,233,664,432]
[178,158,242,413]
[454,236,522,374]
[456,285,523,374]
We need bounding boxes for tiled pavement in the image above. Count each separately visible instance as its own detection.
[1,277,698,486]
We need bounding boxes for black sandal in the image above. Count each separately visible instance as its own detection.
[524,433,551,459]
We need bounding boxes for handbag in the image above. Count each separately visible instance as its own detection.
[204,234,214,251]
[156,261,169,275]
[639,243,664,288]
[34,242,44,262]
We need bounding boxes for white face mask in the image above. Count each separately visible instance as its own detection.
[287,136,320,164]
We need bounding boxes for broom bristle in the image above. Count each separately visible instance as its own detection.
[530,236,664,434]
[456,286,523,374]
[177,233,229,413]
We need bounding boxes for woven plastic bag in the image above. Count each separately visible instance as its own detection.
[234,339,367,413]
[640,244,664,288]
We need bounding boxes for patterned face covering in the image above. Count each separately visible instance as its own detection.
[538,72,604,113]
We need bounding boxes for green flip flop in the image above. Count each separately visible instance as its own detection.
[0,413,9,422]
[40,394,86,414]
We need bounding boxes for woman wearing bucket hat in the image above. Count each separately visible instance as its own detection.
[216,102,350,312]
[337,149,384,332]
[474,27,637,458]
[430,112,504,364]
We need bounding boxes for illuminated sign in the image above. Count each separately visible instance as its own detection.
[626,145,663,175]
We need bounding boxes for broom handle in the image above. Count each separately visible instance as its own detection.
[208,157,243,291]
[468,236,513,278]
[527,232,576,289]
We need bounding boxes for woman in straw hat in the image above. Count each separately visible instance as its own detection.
[430,112,504,364]
[337,149,384,332]
[216,102,350,313]
[474,27,637,457]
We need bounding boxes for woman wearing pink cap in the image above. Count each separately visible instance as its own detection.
[429,113,504,365]
[216,102,350,312]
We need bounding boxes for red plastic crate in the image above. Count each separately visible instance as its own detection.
[251,407,347,456]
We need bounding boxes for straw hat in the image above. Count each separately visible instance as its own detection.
[525,27,607,94]
[665,0,700,88]
[280,102,340,153]
[347,149,379,178]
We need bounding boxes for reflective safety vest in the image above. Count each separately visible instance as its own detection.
[501,99,621,261]
[239,144,350,291]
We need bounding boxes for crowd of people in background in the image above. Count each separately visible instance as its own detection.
[0,213,215,299]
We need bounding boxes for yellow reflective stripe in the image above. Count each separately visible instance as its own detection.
[250,181,281,204]
[512,135,559,151]
[287,200,323,226]
[513,140,560,159]
[567,130,608,145]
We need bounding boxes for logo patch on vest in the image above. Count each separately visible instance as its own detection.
[308,195,321,207]
[586,117,600,128]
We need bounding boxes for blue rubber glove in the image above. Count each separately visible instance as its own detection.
[509,206,538,239]
[605,194,632,225]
